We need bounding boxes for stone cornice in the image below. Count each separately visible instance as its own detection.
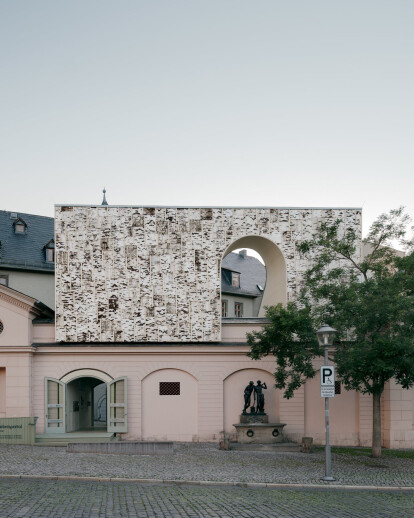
[0,286,41,316]
[0,346,36,354]
[32,343,250,355]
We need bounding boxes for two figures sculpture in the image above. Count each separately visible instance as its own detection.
[243,380,267,415]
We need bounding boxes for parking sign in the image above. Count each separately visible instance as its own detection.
[320,366,335,398]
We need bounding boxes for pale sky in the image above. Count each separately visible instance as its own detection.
[1,1,413,237]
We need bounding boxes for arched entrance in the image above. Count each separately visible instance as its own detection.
[222,236,286,317]
[44,370,127,434]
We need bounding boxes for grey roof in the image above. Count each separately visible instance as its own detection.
[0,210,54,272]
[221,252,266,297]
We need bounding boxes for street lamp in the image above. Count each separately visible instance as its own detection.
[316,324,337,482]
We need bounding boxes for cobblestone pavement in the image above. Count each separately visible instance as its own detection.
[0,443,414,487]
[0,478,413,518]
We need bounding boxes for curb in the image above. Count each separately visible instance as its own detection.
[0,474,413,491]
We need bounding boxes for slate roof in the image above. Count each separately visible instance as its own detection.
[221,252,266,297]
[0,210,54,272]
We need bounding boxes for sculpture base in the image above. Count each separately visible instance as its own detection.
[233,423,286,444]
[239,413,268,424]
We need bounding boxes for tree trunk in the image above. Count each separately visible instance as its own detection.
[372,391,382,458]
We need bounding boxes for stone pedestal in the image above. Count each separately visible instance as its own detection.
[234,414,286,444]
[239,413,269,424]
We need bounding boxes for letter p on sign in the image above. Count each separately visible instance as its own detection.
[321,366,335,385]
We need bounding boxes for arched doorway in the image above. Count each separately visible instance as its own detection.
[221,236,286,317]
[44,370,127,434]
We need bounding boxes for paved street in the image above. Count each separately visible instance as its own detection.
[0,477,413,518]
[1,443,414,487]
[1,444,414,517]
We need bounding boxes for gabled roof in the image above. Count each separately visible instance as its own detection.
[43,239,55,249]
[221,252,266,297]
[0,284,54,319]
[0,210,54,272]
[13,217,27,228]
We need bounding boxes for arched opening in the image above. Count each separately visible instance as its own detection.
[66,376,107,432]
[221,236,286,318]
[223,369,278,436]
[45,371,127,435]
[142,368,198,441]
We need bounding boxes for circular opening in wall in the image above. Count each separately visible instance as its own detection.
[0,321,3,334]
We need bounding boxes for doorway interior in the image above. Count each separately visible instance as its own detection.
[66,376,107,432]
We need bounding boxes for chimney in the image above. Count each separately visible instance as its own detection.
[239,249,247,259]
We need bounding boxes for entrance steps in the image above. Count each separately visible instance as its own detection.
[35,431,119,447]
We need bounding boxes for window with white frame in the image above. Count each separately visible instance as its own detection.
[234,302,243,318]
[232,272,240,287]
[44,240,55,263]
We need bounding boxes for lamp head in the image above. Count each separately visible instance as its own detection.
[316,324,337,347]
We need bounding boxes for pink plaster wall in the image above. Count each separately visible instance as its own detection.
[1,306,414,447]
[32,346,279,440]
[32,324,55,344]
[0,303,32,347]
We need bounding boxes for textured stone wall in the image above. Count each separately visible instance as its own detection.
[55,206,361,342]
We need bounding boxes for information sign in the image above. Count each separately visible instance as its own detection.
[320,366,335,398]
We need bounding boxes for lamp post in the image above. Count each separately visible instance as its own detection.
[316,324,337,482]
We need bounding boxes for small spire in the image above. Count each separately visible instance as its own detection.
[102,188,108,206]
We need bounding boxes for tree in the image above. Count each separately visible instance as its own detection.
[247,207,414,457]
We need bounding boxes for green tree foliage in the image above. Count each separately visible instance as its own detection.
[247,208,414,457]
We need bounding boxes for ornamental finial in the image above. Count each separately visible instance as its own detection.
[102,188,108,206]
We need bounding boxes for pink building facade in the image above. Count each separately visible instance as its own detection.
[0,205,413,448]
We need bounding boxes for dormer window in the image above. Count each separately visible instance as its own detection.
[44,239,55,263]
[13,217,27,234]
[231,272,240,287]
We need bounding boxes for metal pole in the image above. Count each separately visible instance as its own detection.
[322,345,335,481]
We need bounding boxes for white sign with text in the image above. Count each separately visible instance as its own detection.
[320,366,335,398]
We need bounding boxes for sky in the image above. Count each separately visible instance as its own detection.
[1,1,413,238]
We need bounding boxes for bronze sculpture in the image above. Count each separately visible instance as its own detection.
[255,380,267,414]
[243,381,255,414]
[242,380,267,414]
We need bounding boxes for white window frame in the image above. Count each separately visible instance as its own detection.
[234,302,243,318]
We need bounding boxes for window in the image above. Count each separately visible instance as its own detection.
[159,382,180,395]
[46,248,55,263]
[13,217,27,234]
[221,300,228,317]
[15,222,25,234]
[335,381,341,395]
[0,275,8,287]
[234,302,243,318]
[44,240,55,263]
[232,272,240,287]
